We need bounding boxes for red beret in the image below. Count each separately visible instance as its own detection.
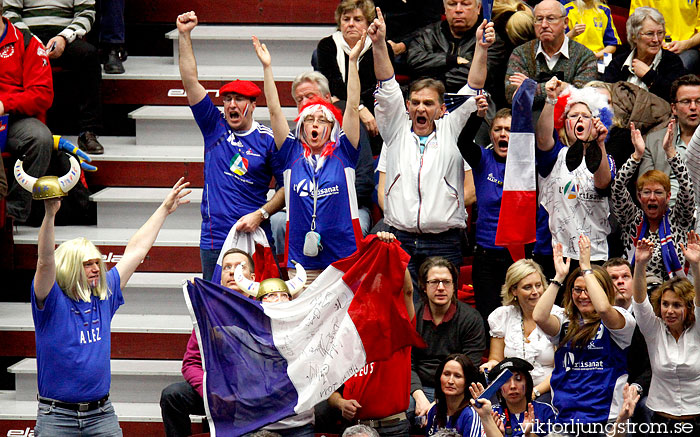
[218,80,261,99]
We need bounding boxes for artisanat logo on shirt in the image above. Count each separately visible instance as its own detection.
[293,178,340,198]
[563,352,604,371]
[562,180,578,199]
[229,153,249,176]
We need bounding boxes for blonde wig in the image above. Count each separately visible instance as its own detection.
[501,259,548,306]
[54,237,109,302]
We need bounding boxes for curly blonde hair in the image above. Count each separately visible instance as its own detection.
[650,277,696,331]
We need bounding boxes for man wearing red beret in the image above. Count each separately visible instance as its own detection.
[176,11,285,281]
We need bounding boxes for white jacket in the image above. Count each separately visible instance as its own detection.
[375,77,477,233]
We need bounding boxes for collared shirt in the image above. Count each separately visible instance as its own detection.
[536,36,571,70]
[423,302,457,326]
[622,49,662,90]
[632,297,700,416]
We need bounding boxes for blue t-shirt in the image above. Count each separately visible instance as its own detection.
[31,268,123,402]
[493,401,558,437]
[191,96,280,250]
[551,320,631,423]
[275,133,360,270]
[426,403,484,437]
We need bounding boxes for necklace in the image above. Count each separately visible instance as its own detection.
[521,312,530,360]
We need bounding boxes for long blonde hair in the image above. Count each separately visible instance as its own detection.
[54,237,109,302]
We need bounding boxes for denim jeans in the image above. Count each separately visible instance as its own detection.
[200,248,221,281]
[393,228,463,304]
[407,386,435,426]
[99,0,125,44]
[35,399,122,436]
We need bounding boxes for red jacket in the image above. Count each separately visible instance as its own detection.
[0,17,53,122]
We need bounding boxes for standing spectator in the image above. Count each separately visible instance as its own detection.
[505,0,598,110]
[316,0,391,151]
[0,13,53,223]
[410,257,486,423]
[3,0,106,154]
[407,0,507,100]
[177,11,285,281]
[536,78,614,263]
[99,0,126,74]
[480,259,563,403]
[603,7,686,103]
[611,120,694,281]
[632,236,700,435]
[533,237,636,427]
[371,7,494,295]
[32,179,190,436]
[629,0,700,74]
[639,75,700,207]
[563,0,620,60]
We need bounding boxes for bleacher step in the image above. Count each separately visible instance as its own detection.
[90,187,202,229]
[164,25,334,67]
[129,106,298,146]
[121,272,200,315]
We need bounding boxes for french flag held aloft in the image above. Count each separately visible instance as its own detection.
[184,236,425,436]
[495,78,537,261]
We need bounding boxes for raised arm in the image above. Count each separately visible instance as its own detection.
[467,20,495,91]
[342,31,366,149]
[369,8,393,81]
[115,178,191,289]
[253,36,289,148]
[681,231,700,307]
[534,243,569,336]
[176,11,207,106]
[578,235,626,329]
[592,118,612,189]
[34,199,61,307]
[611,123,645,224]
[632,239,653,304]
[535,77,565,152]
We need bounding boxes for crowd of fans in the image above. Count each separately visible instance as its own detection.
[3,0,700,436]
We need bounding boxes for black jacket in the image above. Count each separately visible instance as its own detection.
[604,48,686,103]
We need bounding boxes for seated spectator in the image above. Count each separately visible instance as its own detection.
[505,0,597,110]
[481,259,563,403]
[160,249,314,437]
[639,75,700,206]
[563,0,620,60]
[407,0,506,99]
[490,358,557,437]
[603,7,686,103]
[0,14,52,223]
[371,8,494,296]
[632,236,700,434]
[410,257,486,422]
[342,424,380,437]
[630,1,700,74]
[254,32,363,282]
[316,0,391,148]
[424,353,484,436]
[533,237,636,426]
[3,0,106,154]
[611,120,694,281]
[536,79,614,262]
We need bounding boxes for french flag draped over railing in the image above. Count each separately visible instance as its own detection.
[184,236,425,436]
[211,227,279,285]
[495,79,537,261]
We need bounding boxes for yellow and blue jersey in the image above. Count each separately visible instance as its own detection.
[630,0,700,43]
[565,2,621,53]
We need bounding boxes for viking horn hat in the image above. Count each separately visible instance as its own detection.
[14,155,81,200]
[234,261,307,297]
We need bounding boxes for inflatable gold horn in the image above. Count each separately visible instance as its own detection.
[14,155,81,200]
[234,261,307,298]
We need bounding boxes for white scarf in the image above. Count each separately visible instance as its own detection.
[331,30,372,82]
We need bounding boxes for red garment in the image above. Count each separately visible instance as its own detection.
[0,17,53,121]
[341,318,416,420]
[181,329,203,398]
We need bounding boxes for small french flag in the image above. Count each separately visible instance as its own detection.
[495,79,538,261]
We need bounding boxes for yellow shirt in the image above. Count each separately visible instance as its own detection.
[565,2,621,53]
[630,0,700,42]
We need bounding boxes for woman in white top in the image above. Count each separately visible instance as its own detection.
[480,259,562,403]
[632,234,700,432]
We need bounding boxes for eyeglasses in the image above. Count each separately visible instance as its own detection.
[534,15,563,25]
[572,287,589,296]
[639,31,665,41]
[676,98,700,107]
[640,189,666,198]
[426,279,454,288]
[303,115,333,125]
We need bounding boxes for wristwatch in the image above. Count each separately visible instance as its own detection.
[582,269,594,276]
[533,388,541,398]
[630,383,643,397]
[258,207,270,220]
